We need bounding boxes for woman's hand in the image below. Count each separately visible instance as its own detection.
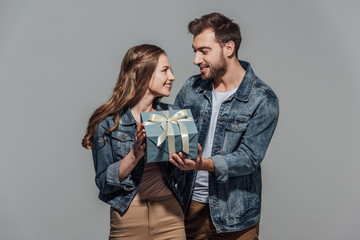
[118,123,146,181]
[133,123,146,161]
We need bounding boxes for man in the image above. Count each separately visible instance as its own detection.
[170,13,279,239]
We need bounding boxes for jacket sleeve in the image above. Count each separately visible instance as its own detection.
[92,120,135,194]
[211,96,279,181]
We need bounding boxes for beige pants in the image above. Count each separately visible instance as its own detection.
[109,195,186,240]
[185,200,260,240]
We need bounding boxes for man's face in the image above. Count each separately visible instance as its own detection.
[192,28,227,80]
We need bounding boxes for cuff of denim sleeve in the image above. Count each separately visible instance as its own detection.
[211,155,228,181]
[106,161,122,186]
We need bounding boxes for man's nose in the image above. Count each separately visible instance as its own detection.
[193,52,202,65]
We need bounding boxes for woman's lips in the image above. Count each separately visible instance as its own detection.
[163,83,172,90]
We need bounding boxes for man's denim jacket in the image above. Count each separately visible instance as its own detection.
[174,60,279,233]
[91,102,184,213]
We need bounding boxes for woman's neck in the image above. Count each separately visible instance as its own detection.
[130,95,156,123]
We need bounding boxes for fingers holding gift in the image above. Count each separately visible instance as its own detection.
[133,142,146,160]
[170,152,197,170]
[169,144,205,171]
[179,151,201,168]
[134,123,146,160]
[135,123,146,144]
[197,144,202,160]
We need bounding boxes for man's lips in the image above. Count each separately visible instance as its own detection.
[199,65,209,73]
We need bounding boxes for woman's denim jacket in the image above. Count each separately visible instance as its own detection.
[91,102,184,213]
[174,60,279,233]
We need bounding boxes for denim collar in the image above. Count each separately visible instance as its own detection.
[195,60,256,102]
[119,107,137,126]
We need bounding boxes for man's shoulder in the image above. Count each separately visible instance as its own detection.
[183,74,208,90]
[174,74,207,107]
[253,77,278,100]
[240,60,277,100]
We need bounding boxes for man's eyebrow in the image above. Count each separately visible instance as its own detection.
[192,46,211,51]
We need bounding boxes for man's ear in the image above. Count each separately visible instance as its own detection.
[224,40,236,57]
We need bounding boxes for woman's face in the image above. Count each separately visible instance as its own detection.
[147,54,175,98]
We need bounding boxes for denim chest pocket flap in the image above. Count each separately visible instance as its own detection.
[223,117,250,153]
[110,131,134,158]
[225,117,250,132]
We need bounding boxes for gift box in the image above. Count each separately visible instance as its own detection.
[140,109,198,163]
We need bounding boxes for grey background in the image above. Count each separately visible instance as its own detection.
[1,0,359,239]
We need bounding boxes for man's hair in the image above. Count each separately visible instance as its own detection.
[188,12,242,57]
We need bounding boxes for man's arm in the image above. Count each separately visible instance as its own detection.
[170,97,279,181]
[212,96,279,181]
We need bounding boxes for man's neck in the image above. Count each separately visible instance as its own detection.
[213,59,246,92]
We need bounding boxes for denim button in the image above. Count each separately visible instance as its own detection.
[203,118,207,122]
[121,133,125,139]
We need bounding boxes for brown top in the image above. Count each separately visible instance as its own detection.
[134,162,172,200]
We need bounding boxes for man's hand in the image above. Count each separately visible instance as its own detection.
[170,144,214,172]
[170,144,202,170]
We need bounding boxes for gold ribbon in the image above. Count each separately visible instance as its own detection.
[145,110,193,154]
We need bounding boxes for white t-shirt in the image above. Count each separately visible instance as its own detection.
[192,87,237,203]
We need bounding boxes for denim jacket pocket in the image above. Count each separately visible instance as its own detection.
[110,131,134,159]
[223,118,250,153]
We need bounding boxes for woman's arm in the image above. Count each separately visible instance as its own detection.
[92,121,145,194]
[118,123,146,181]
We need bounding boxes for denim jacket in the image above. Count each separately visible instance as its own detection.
[91,102,184,213]
[174,60,279,233]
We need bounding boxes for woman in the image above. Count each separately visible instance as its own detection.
[82,44,186,240]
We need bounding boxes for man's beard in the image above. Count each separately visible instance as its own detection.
[201,53,227,80]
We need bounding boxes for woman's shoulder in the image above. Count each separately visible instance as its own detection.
[94,115,114,136]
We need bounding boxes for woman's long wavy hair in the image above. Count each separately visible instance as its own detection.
[82,44,166,149]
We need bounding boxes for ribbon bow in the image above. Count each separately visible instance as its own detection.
[146,110,193,154]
